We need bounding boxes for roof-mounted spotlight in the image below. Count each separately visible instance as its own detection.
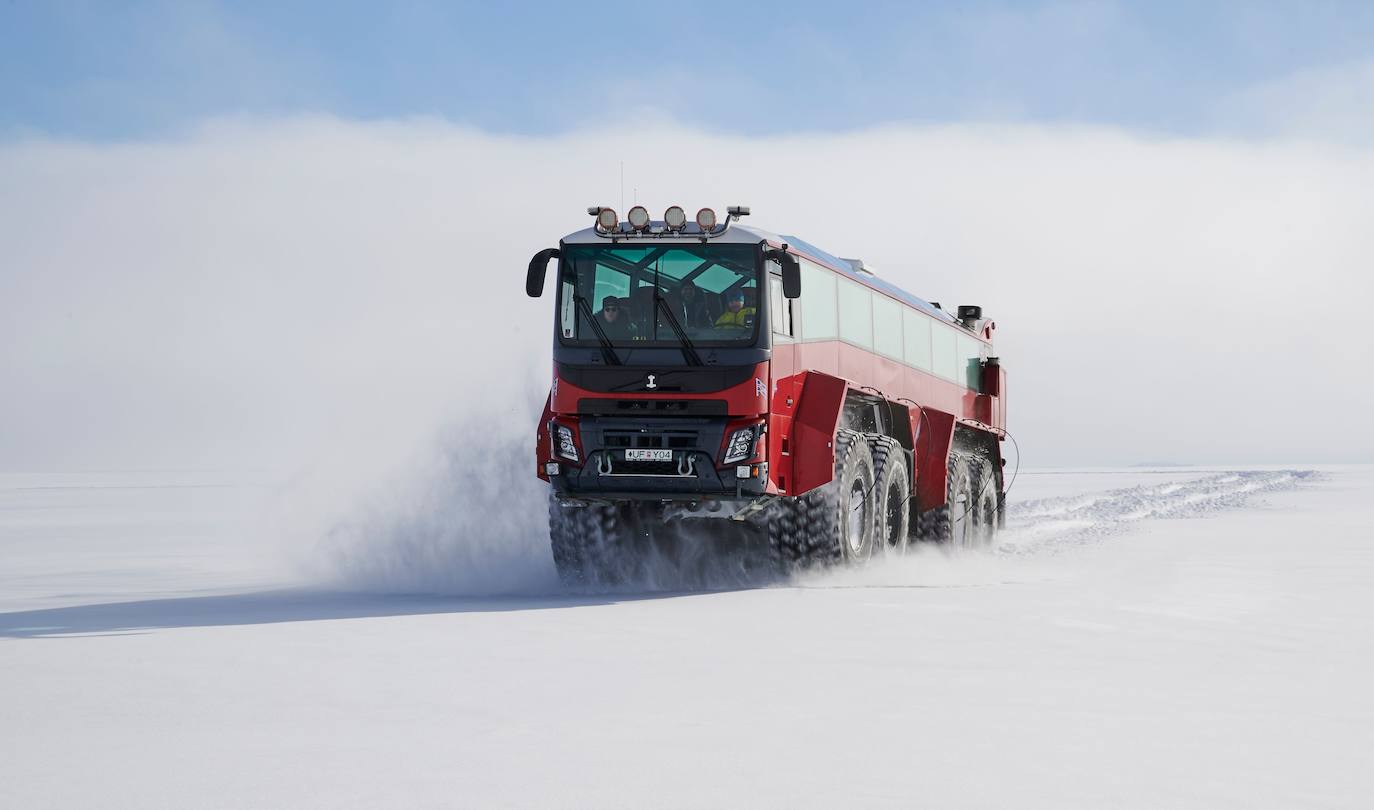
[627,205,651,232]
[727,205,751,220]
[696,207,717,231]
[593,207,618,232]
[664,205,687,231]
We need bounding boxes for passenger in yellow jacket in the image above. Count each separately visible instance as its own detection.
[714,289,756,328]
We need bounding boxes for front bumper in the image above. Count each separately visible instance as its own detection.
[549,415,768,501]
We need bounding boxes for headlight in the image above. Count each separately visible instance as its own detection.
[553,424,579,462]
[722,425,759,465]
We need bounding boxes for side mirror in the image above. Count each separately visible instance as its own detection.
[526,247,560,298]
[766,249,802,299]
[781,254,801,299]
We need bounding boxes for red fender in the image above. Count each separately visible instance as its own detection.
[914,408,956,512]
[789,371,849,496]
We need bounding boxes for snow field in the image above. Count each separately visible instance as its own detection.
[2,466,1371,808]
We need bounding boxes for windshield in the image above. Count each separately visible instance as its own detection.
[558,244,760,348]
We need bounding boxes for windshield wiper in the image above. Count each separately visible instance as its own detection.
[654,290,704,366]
[574,294,622,365]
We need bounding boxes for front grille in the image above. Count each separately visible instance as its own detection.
[558,364,756,394]
[579,398,727,416]
[603,430,699,449]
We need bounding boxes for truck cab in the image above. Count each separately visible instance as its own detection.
[530,207,799,505]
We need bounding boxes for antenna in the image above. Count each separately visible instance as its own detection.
[619,161,624,214]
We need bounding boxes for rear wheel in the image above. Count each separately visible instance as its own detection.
[967,456,1000,547]
[768,429,877,569]
[916,453,974,546]
[869,435,910,555]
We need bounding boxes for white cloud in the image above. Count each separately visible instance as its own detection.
[1221,58,1374,142]
[1,116,1370,473]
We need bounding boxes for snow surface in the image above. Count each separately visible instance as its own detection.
[3,466,1373,808]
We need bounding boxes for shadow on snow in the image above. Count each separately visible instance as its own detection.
[0,587,717,639]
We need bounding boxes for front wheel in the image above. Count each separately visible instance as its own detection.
[768,429,877,568]
[548,497,642,587]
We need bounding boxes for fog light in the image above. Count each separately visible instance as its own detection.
[545,462,560,476]
[736,465,751,479]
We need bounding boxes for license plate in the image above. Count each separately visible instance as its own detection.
[625,448,672,462]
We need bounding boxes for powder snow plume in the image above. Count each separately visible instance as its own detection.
[295,413,560,596]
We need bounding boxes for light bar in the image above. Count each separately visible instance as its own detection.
[627,205,651,231]
[596,208,618,231]
[664,205,687,231]
[696,207,717,231]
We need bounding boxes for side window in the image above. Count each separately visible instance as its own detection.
[768,276,793,338]
[799,259,837,340]
[837,278,873,349]
[558,255,632,340]
[872,294,903,360]
[931,323,960,381]
[959,334,985,391]
[903,307,932,371]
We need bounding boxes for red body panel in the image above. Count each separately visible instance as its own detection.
[787,371,849,496]
[766,342,799,492]
[770,341,1006,503]
[550,362,769,417]
[535,393,555,482]
[793,341,987,423]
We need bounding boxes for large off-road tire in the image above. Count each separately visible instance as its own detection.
[548,497,641,587]
[966,456,1000,547]
[768,429,877,569]
[915,452,974,546]
[868,435,910,555]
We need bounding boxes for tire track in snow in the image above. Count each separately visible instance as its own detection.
[998,470,1316,555]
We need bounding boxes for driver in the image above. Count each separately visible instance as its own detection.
[714,288,755,328]
[674,280,712,329]
[594,295,636,340]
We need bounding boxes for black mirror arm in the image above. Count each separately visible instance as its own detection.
[526,247,560,297]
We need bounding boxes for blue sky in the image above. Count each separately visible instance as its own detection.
[4,0,1374,140]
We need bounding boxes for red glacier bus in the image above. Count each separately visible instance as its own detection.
[527,204,1007,584]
